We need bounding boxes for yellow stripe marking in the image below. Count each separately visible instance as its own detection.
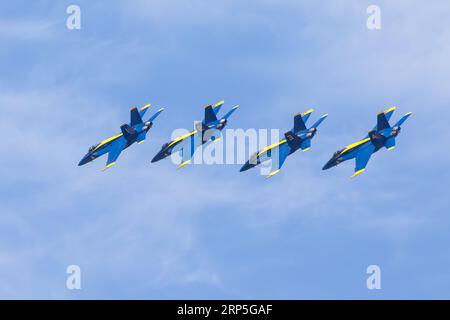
[140,103,151,110]
[266,169,280,178]
[94,133,123,151]
[387,146,395,151]
[340,138,370,155]
[168,130,197,148]
[351,169,365,178]
[214,100,224,108]
[138,141,145,144]
[177,160,190,169]
[257,140,287,157]
[384,106,396,114]
[302,147,310,152]
[102,162,116,171]
[303,108,314,115]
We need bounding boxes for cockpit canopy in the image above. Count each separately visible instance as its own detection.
[88,145,97,152]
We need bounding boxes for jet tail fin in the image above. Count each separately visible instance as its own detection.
[120,124,137,142]
[204,104,218,125]
[130,107,143,126]
[293,113,307,133]
[377,112,391,131]
[393,112,412,127]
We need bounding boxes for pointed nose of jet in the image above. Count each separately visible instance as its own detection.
[78,154,90,166]
[322,158,336,170]
[240,161,255,172]
[322,162,332,170]
[151,152,164,163]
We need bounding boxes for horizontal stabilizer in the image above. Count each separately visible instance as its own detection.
[385,137,396,150]
[301,139,311,151]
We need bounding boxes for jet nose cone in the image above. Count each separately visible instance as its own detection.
[151,152,164,163]
[78,155,89,166]
[240,161,253,172]
[322,159,334,170]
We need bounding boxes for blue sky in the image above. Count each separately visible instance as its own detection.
[1,0,450,299]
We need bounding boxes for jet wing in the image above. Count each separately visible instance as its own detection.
[102,138,127,171]
[177,138,196,169]
[352,144,375,177]
[267,143,290,178]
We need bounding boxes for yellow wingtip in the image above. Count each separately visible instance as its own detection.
[177,160,190,169]
[303,108,314,115]
[302,147,310,152]
[266,169,281,178]
[102,162,116,171]
[137,141,145,145]
[351,169,365,178]
[140,103,151,110]
[214,100,225,108]
[387,146,395,151]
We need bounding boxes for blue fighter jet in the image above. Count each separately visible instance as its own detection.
[240,109,328,178]
[151,101,239,168]
[322,106,412,177]
[79,104,164,171]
